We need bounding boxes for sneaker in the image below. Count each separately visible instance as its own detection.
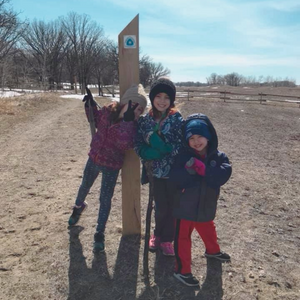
[160,242,175,256]
[149,235,160,252]
[174,273,199,287]
[68,202,88,226]
[205,251,231,261]
[93,232,105,253]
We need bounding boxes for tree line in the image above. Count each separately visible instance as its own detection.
[206,72,296,87]
[176,73,296,87]
[0,0,170,94]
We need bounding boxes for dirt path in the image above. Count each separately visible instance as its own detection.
[0,92,300,300]
[0,96,89,298]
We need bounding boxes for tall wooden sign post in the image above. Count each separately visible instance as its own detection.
[118,15,141,235]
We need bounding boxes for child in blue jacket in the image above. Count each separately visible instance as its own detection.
[170,113,232,286]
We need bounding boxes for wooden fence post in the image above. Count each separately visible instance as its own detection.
[259,93,262,104]
[118,15,141,235]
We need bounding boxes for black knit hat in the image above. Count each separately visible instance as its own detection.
[149,78,176,105]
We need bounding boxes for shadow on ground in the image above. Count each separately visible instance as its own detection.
[68,227,224,300]
[68,226,141,300]
[137,249,223,300]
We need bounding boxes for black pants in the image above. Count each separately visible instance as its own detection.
[153,178,176,242]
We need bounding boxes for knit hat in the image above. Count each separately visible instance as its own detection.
[120,84,148,110]
[149,77,176,105]
[185,119,212,141]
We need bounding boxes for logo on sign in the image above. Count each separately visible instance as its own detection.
[124,35,136,48]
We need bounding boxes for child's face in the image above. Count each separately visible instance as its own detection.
[133,103,144,119]
[153,92,171,113]
[188,134,208,154]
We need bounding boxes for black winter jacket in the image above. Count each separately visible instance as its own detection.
[169,114,232,222]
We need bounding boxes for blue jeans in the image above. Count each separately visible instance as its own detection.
[75,157,119,233]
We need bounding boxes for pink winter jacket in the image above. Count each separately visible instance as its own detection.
[86,104,137,170]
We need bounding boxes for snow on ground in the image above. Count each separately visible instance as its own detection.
[60,93,153,106]
[60,93,120,102]
[0,91,22,97]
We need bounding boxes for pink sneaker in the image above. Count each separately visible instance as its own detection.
[149,235,160,251]
[160,242,175,256]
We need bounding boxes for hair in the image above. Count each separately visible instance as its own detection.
[149,103,179,120]
[109,101,125,124]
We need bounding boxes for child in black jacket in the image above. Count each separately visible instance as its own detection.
[170,113,232,287]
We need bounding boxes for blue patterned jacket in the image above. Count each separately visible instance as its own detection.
[134,111,184,178]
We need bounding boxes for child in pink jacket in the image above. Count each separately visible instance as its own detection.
[68,84,147,253]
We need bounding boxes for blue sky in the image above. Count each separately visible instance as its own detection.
[12,0,300,84]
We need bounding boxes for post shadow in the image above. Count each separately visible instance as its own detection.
[111,234,141,300]
[68,226,112,300]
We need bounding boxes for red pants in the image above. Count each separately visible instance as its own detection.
[174,219,220,274]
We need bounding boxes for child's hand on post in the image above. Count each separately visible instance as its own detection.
[185,157,206,176]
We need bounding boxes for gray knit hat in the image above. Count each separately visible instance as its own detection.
[120,84,148,110]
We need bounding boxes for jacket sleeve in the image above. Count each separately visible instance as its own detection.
[134,121,164,160]
[134,117,147,156]
[205,152,232,188]
[85,105,102,128]
[167,112,184,157]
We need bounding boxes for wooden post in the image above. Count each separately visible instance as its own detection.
[118,15,141,235]
[259,93,262,104]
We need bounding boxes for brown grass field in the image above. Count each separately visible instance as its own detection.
[0,86,299,300]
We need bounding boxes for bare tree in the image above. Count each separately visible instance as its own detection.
[0,0,26,88]
[148,62,170,86]
[139,55,170,87]
[61,12,105,94]
[139,54,152,87]
[224,72,243,86]
[21,19,67,89]
[206,73,218,85]
[101,42,118,94]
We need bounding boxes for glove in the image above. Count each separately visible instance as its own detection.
[123,100,139,122]
[82,95,97,108]
[139,145,163,160]
[149,132,173,154]
[185,157,206,176]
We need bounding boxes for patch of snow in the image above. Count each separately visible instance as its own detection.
[60,94,86,100]
[0,91,22,97]
[285,99,300,103]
